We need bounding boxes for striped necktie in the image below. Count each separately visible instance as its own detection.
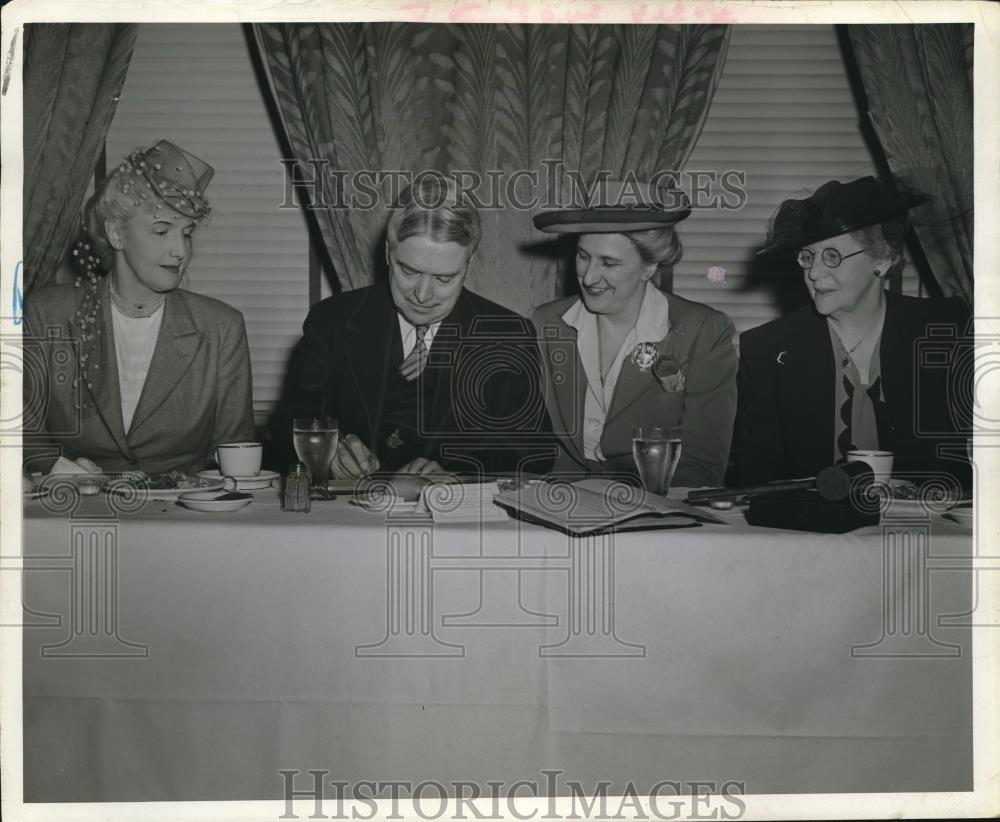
[399,325,429,381]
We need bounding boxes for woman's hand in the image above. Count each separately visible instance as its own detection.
[332,434,380,479]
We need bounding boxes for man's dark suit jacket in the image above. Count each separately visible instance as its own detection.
[269,282,554,475]
[735,291,972,489]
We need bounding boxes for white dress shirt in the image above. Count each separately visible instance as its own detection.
[111,303,164,433]
[396,312,442,357]
[562,281,671,461]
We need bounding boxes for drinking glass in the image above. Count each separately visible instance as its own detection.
[293,417,340,499]
[632,425,682,496]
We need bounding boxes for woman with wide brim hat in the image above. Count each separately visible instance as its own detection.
[24,140,255,475]
[735,175,972,489]
[531,180,738,488]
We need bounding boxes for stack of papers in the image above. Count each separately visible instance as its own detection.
[494,478,724,536]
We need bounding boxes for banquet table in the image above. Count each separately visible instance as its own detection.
[20,485,974,802]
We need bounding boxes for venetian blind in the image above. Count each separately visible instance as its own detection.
[676,24,918,337]
[104,23,310,426]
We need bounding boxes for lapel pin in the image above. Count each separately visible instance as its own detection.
[776,351,787,365]
[630,342,659,372]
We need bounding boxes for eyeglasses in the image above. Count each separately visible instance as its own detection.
[796,246,868,270]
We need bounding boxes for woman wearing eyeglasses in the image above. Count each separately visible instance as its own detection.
[734,176,972,489]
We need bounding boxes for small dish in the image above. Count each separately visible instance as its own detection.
[880,479,960,518]
[106,476,227,501]
[196,469,279,491]
[945,507,974,528]
[177,491,253,513]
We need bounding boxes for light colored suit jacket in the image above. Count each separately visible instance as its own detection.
[24,278,254,474]
[532,289,737,488]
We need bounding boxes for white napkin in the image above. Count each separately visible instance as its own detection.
[48,456,101,475]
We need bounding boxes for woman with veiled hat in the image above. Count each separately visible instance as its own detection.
[735,176,972,489]
[24,140,255,474]
[532,180,738,488]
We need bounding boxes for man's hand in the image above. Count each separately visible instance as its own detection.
[396,457,446,476]
[332,434,380,479]
[386,459,457,501]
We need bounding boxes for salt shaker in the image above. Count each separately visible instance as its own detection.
[283,462,311,513]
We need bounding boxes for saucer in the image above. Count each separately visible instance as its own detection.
[196,469,279,491]
[945,506,974,528]
[177,491,253,513]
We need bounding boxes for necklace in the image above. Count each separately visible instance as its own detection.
[839,337,867,368]
[109,281,165,319]
[834,315,881,368]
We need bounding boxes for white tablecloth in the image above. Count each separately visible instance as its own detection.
[21,489,973,801]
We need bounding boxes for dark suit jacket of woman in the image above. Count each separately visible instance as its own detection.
[271,281,554,475]
[532,289,738,488]
[23,278,255,474]
[735,291,972,488]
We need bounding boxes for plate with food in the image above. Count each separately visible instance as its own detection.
[36,473,111,496]
[105,471,231,501]
[881,479,962,517]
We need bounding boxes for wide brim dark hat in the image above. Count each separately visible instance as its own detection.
[757,176,927,255]
[533,179,691,234]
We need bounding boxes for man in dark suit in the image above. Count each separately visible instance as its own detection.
[270,176,553,478]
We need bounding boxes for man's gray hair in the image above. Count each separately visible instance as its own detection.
[387,173,481,252]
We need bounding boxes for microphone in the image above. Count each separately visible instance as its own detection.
[815,461,875,501]
[686,461,874,506]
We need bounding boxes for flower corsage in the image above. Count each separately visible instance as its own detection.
[652,353,688,393]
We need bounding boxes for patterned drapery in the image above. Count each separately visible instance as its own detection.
[847,24,973,302]
[23,23,139,293]
[254,23,730,314]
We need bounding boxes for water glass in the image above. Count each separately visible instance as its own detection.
[632,426,682,496]
[293,417,340,499]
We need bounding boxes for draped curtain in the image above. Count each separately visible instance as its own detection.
[253,23,730,314]
[846,24,973,302]
[23,23,139,294]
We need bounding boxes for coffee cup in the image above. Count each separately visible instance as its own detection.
[216,442,263,477]
[846,450,894,485]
